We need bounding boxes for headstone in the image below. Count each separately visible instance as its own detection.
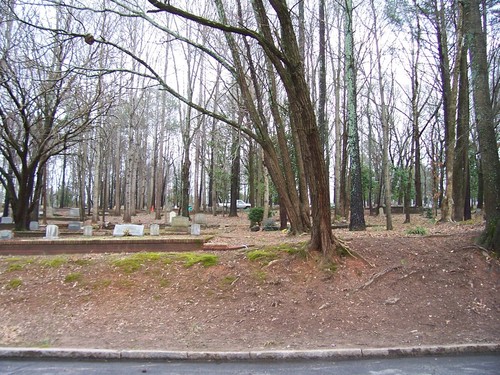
[379,207,384,216]
[29,221,39,231]
[113,224,145,237]
[0,230,13,240]
[69,208,80,217]
[191,223,201,236]
[83,226,93,236]
[168,211,177,224]
[45,206,54,218]
[150,223,160,236]
[193,213,207,227]
[68,221,82,231]
[0,217,13,224]
[45,224,59,239]
[171,216,189,233]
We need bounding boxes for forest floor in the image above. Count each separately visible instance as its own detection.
[0,210,499,351]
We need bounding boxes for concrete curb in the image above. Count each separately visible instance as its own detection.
[0,343,498,361]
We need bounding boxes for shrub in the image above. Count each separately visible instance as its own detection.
[406,226,427,235]
[248,207,264,226]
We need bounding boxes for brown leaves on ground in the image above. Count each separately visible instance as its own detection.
[0,211,498,351]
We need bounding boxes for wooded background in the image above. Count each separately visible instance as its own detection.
[0,0,499,253]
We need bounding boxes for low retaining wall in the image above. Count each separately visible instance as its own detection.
[0,237,206,256]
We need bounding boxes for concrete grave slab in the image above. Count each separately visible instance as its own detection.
[113,224,145,237]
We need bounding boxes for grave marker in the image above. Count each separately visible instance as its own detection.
[113,224,145,237]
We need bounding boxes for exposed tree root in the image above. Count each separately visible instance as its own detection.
[336,238,375,268]
[353,265,402,292]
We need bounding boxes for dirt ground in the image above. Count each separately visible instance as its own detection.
[0,211,499,351]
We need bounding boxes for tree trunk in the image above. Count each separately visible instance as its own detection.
[453,44,470,222]
[229,127,240,217]
[464,0,500,253]
[370,0,392,230]
[346,0,366,231]
[436,0,463,222]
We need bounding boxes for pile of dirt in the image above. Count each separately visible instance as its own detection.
[0,212,498,351]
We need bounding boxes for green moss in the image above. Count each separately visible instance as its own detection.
[175,253,218,268]
[247,249,279,263]
[7,278,23,289]
[112,252,164,273]
[112,252,218,273]
[64,272,82,283]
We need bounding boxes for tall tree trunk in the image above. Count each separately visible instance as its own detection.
[346,0,366,231]
[229,126,240,217]
[92,136,101,224]
[464,0,500,253]
[436,0,463,222]
[411,0,423,208]
[318,0,328,162]
[453,44,470,222]
[370,0,392,230]
[59,152,67,209]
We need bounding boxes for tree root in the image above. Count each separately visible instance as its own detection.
[353,265,402,292]
[336,238,375,268]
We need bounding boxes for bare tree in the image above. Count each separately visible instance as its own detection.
[0,7,110,230]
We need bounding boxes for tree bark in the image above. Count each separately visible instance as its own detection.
[453,44,470,222]
[346,0,366,231]
[370,0,392,230]
[464,0,500,253]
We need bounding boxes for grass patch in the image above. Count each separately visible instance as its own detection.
[4,257,35,272]
[6,278,23,289]
[247,243,308,264]
[247,249,279,264]
[112,252,164,273]
[405,226,428,235]
[112,252,218,273]
[64,272,82,283]
[173,253,218,268]
[40,256,67,268]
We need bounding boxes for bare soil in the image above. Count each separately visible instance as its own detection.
[0,211,499,351]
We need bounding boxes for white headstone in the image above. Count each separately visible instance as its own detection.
[0,217,13,224]
[150,223,160,236]
[45,224,59,239]
[0,230,13,240]
[29,221,39,231]
[113,224,145,237]
[69,208,80,217]
[191,223,201,236]
[83,226,93,236]
[168,211,177,224]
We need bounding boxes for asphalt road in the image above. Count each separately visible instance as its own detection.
[1,354,499,374]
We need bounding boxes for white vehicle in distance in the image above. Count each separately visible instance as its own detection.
[221,199,251,209]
